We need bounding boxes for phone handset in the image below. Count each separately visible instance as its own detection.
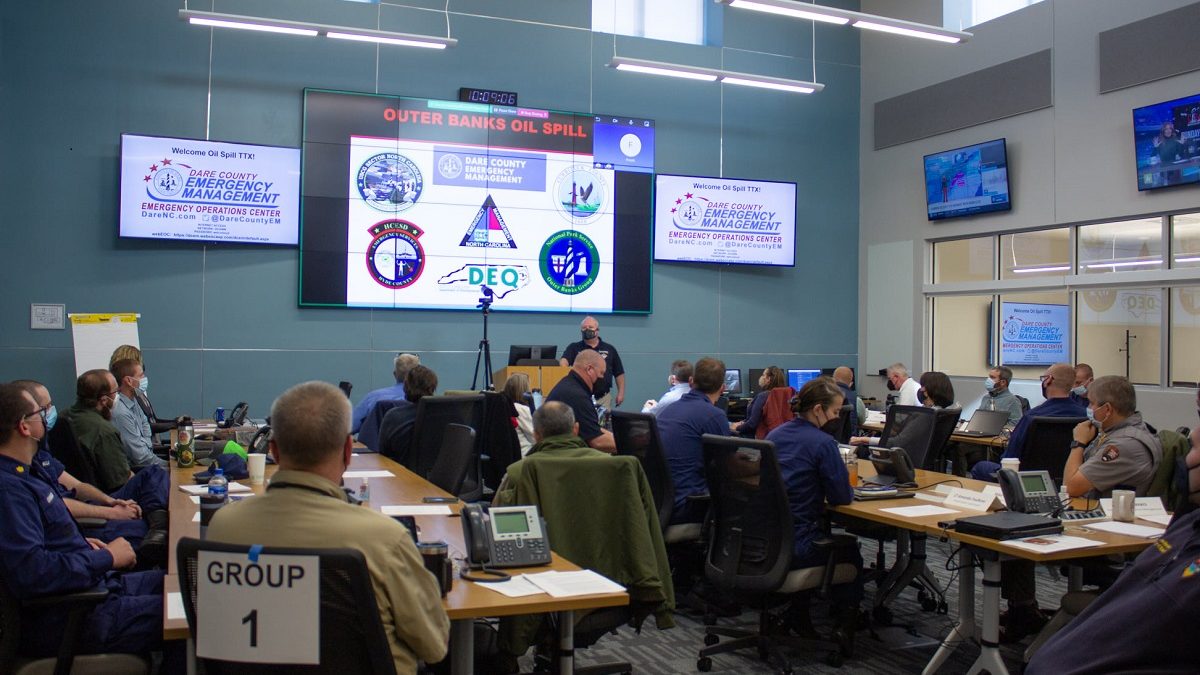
[997,468,1027,512]
[220,402,249,429]
[462,504,492,566]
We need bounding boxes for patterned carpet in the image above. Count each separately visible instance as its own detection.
[543,538,1071,674]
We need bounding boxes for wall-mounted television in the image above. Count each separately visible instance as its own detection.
[299,89,655,313]
[923,138,1011,221]
[119,133,300,245]
[653,173,796,267]
[999,301,1069,367]
[1132,92,1200,191]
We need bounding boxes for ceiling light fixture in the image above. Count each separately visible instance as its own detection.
[717,0,971,44]
[179,10,457,49]
[609,57,824,93]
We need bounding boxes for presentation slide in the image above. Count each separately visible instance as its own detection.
[119,134,299,245]
[924,138,1010,221]
[300,90,655,313]
[653,174,796,266]
[1000,302,1069,366]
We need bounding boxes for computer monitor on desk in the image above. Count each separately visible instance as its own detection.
[787,369,821,390]
[724,369,742,396]
[508,345,559,366]
[748,368,766,395]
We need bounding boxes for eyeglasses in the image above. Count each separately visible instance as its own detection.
[22,409,46,425]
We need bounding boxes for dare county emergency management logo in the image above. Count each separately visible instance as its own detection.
[144,158,186,198]
[552,166,607,225]
[1001,316,1023,341]
[669,192,709,229]
[357,153,423,212]
[437,153,464,180]
[539,230,599,295]
[365,220,425,290]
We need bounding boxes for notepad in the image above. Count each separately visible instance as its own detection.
[379,505,452,516]
[479,575,545,598]
[343,470,395,479]
[879,504,960,518]
[1084,521,1166,539]
[522,570,625,598]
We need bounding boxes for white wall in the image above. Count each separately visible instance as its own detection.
[857,0,1200,426]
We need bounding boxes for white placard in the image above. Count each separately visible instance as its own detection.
[69,313,139,376]
[197,551,319,664]
[943,487,1004,512]
[380,505,453,516]
[343,470,395,479]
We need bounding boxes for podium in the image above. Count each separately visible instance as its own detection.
[493,365,571,394]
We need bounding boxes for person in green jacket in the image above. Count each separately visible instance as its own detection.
[494,401,609,505]
[63,369,133,494]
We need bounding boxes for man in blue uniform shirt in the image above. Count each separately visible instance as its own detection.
[656,357,729,525]
[1026,424,1200,674]
[0,383,163,658]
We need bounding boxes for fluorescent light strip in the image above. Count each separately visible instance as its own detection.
[1011,265,1071,274]
[1084,259,1164,269]
[326,31,447,49]
[188,17,318,36]
[614,62,717,81]
[610,57,823,93]
[727,0,849,24]
[852,20,962,43]
[179,10,457,48]
[721,76,815,93]
[1177,256,1200,263]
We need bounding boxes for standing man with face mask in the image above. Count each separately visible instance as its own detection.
[560,315,625,411]
[110,359,167,470]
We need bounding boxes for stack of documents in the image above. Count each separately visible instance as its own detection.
[479,570,625,598]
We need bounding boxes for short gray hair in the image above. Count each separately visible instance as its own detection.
[887,363,908,378]
[533,401,575,438]
[393,353,420,383]
[1089,375,1136,416]
[270,381,351,468]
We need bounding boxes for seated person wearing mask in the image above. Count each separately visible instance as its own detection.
[642,359,692,416]
[545,349,616,452]
[110,358,169,470]
[886,363,921,407]
[208,381,449,673]
[767,377,862,653]
[1026,424,1200,674]
[1070,362,1093,407]
[656,357,730,525]
[971,363,1086,482]
[732,366,786,438]
[849,371,957,455]
[982,366,1023,423]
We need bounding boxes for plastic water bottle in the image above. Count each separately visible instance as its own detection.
[208,466,228,500]
[358,478,371,503]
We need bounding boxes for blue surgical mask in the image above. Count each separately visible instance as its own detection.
[983,378,995,392]
[138,377,149,393]
[45,405,57,431]
[1071,385,1087,396]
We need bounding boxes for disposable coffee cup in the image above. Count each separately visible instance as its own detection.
[247,453,267,485]
[1000,458,1020,473]
[1111,489,1136,522]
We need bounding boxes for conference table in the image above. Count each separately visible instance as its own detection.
[860,419,1008,450]
[833,464,1160,675]
[163,453,629,674]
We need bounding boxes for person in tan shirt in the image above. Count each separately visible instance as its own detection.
[207,381,449,673]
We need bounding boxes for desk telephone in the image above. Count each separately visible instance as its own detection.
[998,469,1106,521]
[461,504,551,568]
[219,402,248,429]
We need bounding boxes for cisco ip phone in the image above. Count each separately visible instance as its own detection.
[461,504,551,571]
[998,469,1062,514]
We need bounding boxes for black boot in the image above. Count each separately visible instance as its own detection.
[145,509,169,531]
[135,529,168,570]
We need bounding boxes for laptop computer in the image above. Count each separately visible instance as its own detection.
[955,409,1009,438]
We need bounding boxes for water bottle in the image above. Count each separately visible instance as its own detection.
[176,418,195,468]
[208,466,228,501]
[358,477,371,503]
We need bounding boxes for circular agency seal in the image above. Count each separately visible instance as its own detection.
[672,194,709,229]
[552,166,608,225]
[365,219,426,290]
[1001,316,1023,341]
[437,152,464,180]
[539,230,600,295]
[147,165,184,198]
[357,152,424,212]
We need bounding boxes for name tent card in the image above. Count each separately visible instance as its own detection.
[197,551,320,664]
[943,487,1005,512]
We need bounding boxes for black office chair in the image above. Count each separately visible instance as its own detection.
[426,423,476,496]
[697,435,857,671]
[1017,395,1031,414]
[176,538,396,675]
[833,404,855,444]
[478,391,521,494]
[878,405,937,470]
[1020,416,1086,485]
[611,411,676,531]
[926,408,963,471]
[409,395,486,498]
[358,399,402,453]
[0,576,148,675]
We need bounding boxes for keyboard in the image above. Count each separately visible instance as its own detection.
[1061,508,1108,523]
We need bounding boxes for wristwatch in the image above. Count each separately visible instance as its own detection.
[1070,440,1087,449]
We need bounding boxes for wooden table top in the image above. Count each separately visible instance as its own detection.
[164,453,628,640]
[832,464,1160,563]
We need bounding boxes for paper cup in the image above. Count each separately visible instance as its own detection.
[1000,458,1020,473]
[247,453,267,485]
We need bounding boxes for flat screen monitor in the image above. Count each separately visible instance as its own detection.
[924,138,1011,221]
[508,345,559,366]
[748,368,766,395]
[1132,92,1200,191]
[119,133,300,245]
[653,173,796,267]
[299,89,655,313]
[724,369,742,396]
[787,369,821,390]
[999,302,1068,366]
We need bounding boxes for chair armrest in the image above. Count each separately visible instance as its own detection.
[75,517,108,529]
[22,585,109,610]
[150,420,177,434]
[812,533,858,553]
[685,493,710,505]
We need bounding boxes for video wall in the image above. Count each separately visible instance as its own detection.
[299,89,655,313]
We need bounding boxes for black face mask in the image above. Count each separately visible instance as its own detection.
[818,408,841,435]
[582,329,597,340]
[886,379,897,391]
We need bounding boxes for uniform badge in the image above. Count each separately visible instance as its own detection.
[1182,558,1200,579]
[1100,445,1120,462]
[1156,538,1172,554]
[15,465,24,473]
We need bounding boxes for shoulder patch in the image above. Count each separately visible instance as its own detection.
[1183,559,1200,579]
[1100,445,1120,462]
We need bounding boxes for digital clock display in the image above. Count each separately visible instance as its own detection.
[458,87,518,106]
